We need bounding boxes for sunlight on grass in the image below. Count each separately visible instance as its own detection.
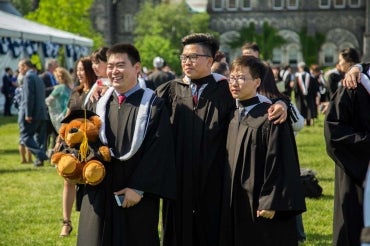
[0,113,334,245]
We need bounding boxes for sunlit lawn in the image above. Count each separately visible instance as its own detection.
[0,113,334,245]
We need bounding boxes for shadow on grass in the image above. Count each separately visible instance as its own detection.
[305,194,334,200]
[0,165,55,174]
[0,149,19,154]
[306,232,332,245]
[0,167,40,174]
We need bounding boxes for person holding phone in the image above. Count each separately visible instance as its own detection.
[77,43,176,246]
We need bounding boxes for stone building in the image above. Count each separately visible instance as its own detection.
[91,0,370,66]
[208,0,370,66]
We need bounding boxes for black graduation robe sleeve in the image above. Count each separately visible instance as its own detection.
[128,97,176,200]
[324,84,370,186]
[257,116,306,216]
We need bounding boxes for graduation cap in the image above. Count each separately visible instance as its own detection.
[61,109,98,123]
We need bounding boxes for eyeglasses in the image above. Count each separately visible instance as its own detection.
[228,75,254,85]
[179,54,210,63]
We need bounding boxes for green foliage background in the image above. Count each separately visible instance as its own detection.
[227,22,287,61]
[24,0,104,49]
[134,1,216,75]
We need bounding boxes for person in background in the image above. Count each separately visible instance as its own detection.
[2,67,17,116]
[145,56,175,90]
[157,33,287,246]
[280,65,295,98]
[45,67,74,132]
[241,42,260,58]
[77,43,176,245]
[17,59,48,167]
[326,62,343,98]
[56,56,97,237]
[224,55,305,246]
[12,70,33,164]
[241,42,289,124]
[325,47,370,246]
[294,62,319,126]
[211,61,230,77]
[86,46,110,106]
[40,59,59,157]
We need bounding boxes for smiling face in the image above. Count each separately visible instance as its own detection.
[76,61,87,86]
[228,65,260,101]
[107,53,140,94]
[181,44,213,80]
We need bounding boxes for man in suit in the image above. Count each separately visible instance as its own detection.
[2,67,17,116]
[40,59,59,153]
[17,59,48,167]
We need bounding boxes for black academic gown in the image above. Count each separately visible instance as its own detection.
[225,102,306,246]
[156,74,235,246]
[324,83,370,246]
[77,89,176,246]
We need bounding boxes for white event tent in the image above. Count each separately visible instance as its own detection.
[0,10,93,113]
[0,10,93,72]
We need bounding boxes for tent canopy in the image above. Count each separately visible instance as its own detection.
[0,10,93,47]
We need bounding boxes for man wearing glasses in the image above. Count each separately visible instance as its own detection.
[225,55,305,246]
[156,33,287,246]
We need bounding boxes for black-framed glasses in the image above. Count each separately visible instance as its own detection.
[179,54,211,63]
[228,75,254,85]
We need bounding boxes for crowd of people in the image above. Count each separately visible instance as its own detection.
[1,33,369,246]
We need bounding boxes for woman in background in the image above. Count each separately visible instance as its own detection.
[45,67,74,132]
[58,56,97,237]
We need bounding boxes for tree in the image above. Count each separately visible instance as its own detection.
[134,1,216,75]
[298,27,326,66]
[227,22,286,61]
[25,0,104,49]
[10,0,35,15]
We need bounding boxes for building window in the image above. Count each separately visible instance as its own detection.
[349,0,361,7]
[272,0,284,10]
[288,46,298,65]
[319,0,331,9]
[212,0,223,11]
[287,0,299,9]
[123,14,133,32]
[241,0,252,10]
[272,48,282,64]
[226,0,237,10]
[322,43,337,65]
[334,0,345,8]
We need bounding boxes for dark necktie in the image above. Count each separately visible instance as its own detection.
[193,84,200,105]
[118,94,126,105]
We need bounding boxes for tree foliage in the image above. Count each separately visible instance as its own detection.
[134,1,216,74]
[10,0,35,15]
[25,0,104,49]
[227,22,286,61]
[298,27,326,66]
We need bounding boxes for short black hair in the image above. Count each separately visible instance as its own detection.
[91,46,109,63]
[107,43,141,65]
[181,33,219,60]
[340,47,360,64]
[230,55,265,80]
[241,42,260,53]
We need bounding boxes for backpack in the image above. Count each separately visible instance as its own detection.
[300,168,323,198]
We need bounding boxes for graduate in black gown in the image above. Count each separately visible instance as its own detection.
[324,48,370,246]
[77,43,176,246]
[224,56,306,246]
[158,33,289,246]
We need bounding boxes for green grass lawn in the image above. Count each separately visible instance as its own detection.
[0,114,334,245]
